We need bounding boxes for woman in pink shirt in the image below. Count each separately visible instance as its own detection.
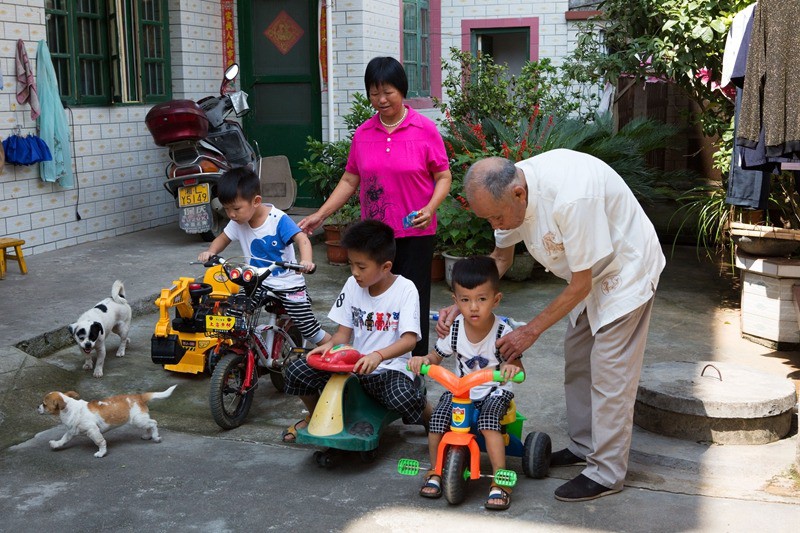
[299,56,452,355]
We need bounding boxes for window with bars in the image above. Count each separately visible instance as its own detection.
[402,0,430,98]
[45,0,170,106]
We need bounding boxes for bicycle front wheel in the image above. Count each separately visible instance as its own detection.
[209,352,255,429]
[268,322,303,392]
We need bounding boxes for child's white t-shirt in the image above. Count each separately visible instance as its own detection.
[435,315,513,400]
[328,275,421,379]
[223,204,305,290]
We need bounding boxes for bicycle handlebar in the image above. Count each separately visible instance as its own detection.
[196,255,315,274]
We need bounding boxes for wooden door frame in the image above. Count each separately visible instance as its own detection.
[238,0,323,207]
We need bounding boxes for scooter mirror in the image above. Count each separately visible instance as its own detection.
[224,63,239,81]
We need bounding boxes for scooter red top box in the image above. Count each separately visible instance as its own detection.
[145,100,209,146]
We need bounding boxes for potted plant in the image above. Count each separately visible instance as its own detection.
[323,198,360,265]
[436,194,495,286]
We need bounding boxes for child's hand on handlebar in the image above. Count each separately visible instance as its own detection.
[353,352,382,375]
[408,355,430,375]
[498,362,522,383]
[307,341,333,358]
[300,260,315,273]
[198,250,213,262]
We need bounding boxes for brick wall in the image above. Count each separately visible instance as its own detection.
[0,0,227,256]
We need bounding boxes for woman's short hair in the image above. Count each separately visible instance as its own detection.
[364,57,408,98]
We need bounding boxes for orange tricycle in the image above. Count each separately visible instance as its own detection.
[398,364,551,505]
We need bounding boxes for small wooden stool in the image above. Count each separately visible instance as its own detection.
[0,238,27,279]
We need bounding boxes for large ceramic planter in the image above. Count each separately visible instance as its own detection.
[442,251,465,288]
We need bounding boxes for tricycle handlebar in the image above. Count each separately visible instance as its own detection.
[415,364,524,398]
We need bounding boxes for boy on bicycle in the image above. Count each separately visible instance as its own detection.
[408,255,523,511]
[198,166,331,347]
[282,220,431,442]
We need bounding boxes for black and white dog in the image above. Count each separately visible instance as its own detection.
[69,280,132,378]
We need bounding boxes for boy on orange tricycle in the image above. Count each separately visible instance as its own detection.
[408,256,526,510]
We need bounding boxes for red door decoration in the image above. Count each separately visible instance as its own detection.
[222,0,235,68]
[319,2,328,90]
[264,10,304,55]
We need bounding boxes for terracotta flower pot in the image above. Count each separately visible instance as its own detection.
[325,240,348,265]
[431,254,445,282]
[323,224,344,243]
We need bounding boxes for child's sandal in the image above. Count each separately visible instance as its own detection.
[419,469,442,499]
[281,415,311,443]
[485,484,512,510]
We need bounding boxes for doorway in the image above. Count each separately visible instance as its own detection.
[240,0,321,207]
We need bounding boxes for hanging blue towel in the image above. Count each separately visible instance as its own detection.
[36,39,74,188]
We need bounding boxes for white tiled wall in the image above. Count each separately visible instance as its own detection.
[326,0,577,139]
[1,0,576,255]
[0,0,226,255]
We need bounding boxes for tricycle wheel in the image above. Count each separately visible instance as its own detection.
[522,431,552,479]
[359,449,377,463]
[209,353,255,429]
[267,322,303,392]
[442,446,469,505]
[314,450,333,468]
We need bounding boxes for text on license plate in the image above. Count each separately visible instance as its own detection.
[178,183,210,207]
[206,315,235,331]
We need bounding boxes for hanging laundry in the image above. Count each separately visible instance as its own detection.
[36,40,74,188]
[737,0,800,159]
[15,39,40,120]
[2,126,53,165]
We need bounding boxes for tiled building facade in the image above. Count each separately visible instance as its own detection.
[0,0,589,256]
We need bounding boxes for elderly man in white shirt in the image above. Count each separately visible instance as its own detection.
[437,150,665,502]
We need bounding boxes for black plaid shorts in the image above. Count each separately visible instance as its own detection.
[283,358,427,425]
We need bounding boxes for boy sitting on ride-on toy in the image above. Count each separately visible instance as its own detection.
[198,167,332,348]
[408,255,523,511]
[282,220,431,442]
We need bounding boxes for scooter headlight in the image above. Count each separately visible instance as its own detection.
[242,267,255,282]
[228,267,241,280]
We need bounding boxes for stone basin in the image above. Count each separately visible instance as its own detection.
[635,361,797,445]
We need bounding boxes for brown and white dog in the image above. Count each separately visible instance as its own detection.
[36,385,177,458]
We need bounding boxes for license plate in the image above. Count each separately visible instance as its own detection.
[206,315,235,331]
[178,183,210,207]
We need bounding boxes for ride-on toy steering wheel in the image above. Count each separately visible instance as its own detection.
[295,344,420,467]
[398,364,552,505]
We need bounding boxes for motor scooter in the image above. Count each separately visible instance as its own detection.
[145,64,256,241]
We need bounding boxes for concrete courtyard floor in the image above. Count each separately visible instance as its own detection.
[0,223,798,531]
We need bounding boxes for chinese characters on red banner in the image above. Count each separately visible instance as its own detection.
[222,0,235,69]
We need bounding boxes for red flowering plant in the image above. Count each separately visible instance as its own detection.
[433,48,677,257]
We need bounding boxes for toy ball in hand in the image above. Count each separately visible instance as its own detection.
[307,344,363,372]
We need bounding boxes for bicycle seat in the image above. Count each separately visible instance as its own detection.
[307,344,362,372]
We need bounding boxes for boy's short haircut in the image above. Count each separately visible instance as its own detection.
[217,166,260,204]
[341,220,395,264]
[451,256,500,292]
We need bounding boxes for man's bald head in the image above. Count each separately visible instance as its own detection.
[464,157,520,200]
